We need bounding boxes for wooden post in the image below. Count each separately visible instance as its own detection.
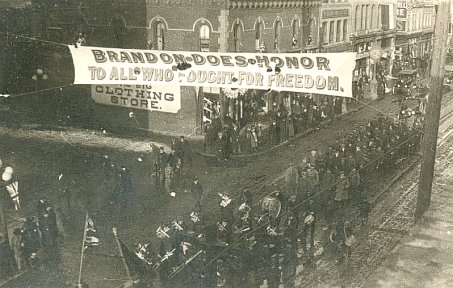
[78,213,89,287]
[0,197,10,246]
[416,0,451,220]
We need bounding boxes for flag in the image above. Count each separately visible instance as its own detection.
[407,1,413,11]
[6,181,19,210]
[119,239,150,278]
[85,217,99,246]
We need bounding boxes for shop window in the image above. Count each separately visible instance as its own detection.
[155,21,165,50]
[233,21,242,52]
[381,38,390,48]
[199,24,210,52]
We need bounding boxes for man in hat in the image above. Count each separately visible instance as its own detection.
[285,162,299,198]
[320,168,336,223]
[174,136,192,174]
[120,164,133,196]
[335,171,350,220]
[155,147,168,188]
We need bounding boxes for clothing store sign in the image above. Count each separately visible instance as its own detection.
[91,84,181,113]
[70,46,355,98]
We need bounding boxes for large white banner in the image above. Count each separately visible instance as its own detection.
[70,46,356,97]
[91,84,181,113]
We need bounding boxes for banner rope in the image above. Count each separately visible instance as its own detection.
[1,84,74,99]
[0,31,69,47]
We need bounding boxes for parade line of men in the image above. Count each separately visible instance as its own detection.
[122,111,424,287]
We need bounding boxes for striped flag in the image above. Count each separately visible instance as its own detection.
[407,1,413,11]
[6,181,19,210]
[85,216,99,246]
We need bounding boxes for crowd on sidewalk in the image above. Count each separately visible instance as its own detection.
[0,199,61,281]
[204,93,348,157]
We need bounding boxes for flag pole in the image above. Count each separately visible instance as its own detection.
[78,212,89,287]
[112,227,133,285]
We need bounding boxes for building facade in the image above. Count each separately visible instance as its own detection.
[394,0,436,64]
[319,0,352,53]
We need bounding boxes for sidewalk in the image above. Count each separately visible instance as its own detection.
[365,135,453,288]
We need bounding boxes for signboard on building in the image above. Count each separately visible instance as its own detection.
[322,9,349,19]
[397,1,407,18]
[91,84,181,113]
[69,46,356,98]
[396,20,407,31]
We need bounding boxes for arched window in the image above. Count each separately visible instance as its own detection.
[371,5,375,30]
[355,6,360,31]
[255,20,264,51]
[361,5,366,30]
[274,19,282,51]
[199,24,210,52]
[308,18,315,45]
[111,15,126,48]
[343,19,348,42]
[155,21,165,50]
[292,18,299,47]
[365,5,369,30]
[233,21,242,52]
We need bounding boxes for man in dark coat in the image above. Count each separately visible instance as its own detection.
[120,164,133,196]
[155,147,167,187]
[190,177,203,210]
[174,136,191,172]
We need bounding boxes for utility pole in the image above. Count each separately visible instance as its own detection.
[416,0,451,220]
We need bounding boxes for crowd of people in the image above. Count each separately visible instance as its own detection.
[0,199,61,280]
[123,110,424,287]
[204,93,346,158]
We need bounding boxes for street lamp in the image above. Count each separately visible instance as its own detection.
[32,68,49,92]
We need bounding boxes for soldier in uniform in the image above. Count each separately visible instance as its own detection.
[190,177,203,210]
[174,136,191,174]
[334,172,350,221]
[155,147,168,189]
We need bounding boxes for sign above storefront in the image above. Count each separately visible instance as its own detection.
[69,46,356,98]
[322,9,349,19]
[91,84,181,113]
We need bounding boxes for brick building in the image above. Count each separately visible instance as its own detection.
[2,0,327,136]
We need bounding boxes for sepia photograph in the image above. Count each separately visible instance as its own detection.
[0,0,452,287]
